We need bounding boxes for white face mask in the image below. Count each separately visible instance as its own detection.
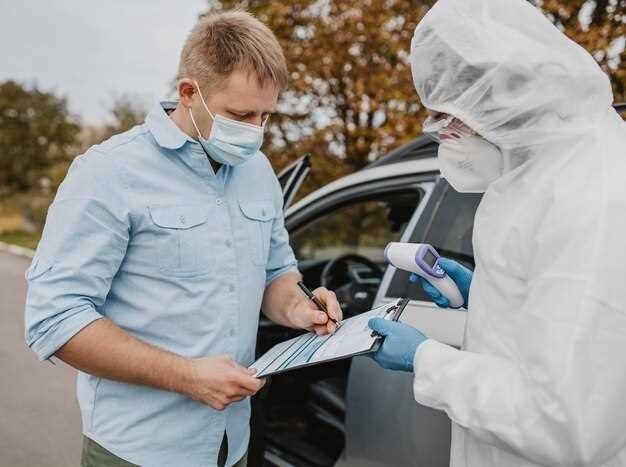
[438,135,504,193]
[423,113,504,193]
[188,80,267,166]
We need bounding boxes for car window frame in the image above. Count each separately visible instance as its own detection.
[277,155,311,210]
[285,173,437,234]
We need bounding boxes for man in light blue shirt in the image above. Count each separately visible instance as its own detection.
[24,11,342,467]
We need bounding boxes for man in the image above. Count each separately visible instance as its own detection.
[369,0,626,466]
[24,11,342,467]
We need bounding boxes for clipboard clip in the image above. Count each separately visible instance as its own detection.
[370,298,409,337]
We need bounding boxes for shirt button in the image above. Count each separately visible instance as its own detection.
[179,215,186,225]
[216,198,223,206]
[225,240,232,248]
[228,329,235,337]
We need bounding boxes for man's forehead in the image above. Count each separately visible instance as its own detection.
[215,70,279,108]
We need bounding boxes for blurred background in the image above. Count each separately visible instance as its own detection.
[0,0,624,248]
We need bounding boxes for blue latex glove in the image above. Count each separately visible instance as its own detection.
[409,257,473,309]
[367,318,427,372]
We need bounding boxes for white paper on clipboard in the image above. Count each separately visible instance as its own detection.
[250,298,408,378]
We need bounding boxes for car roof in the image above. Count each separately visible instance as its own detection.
[286,157,439,216]
[366,136,438,169]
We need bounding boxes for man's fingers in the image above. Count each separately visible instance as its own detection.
[305,306,328,325]
[227,377,266,402]
[313,287,343,322]
[228,394,247,403]
[233,371,265,393]
[310,322,335,335]
[311,324,328,335]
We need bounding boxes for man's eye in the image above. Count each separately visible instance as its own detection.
[228,111,247,119]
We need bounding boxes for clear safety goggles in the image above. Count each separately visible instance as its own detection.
[422,114,476,143]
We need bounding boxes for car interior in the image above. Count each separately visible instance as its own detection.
[248,189,422,466]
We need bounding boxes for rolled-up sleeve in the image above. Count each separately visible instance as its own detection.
[265,182,298,285]
[24,151,130,360]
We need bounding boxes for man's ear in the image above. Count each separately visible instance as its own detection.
[178,79,196,107]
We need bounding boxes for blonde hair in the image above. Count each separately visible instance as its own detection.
[178,10,288,94]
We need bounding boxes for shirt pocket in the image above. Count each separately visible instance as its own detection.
[239,199,275,266]
[148,205,213,277]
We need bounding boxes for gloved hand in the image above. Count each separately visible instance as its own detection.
[410,257,473,309]
[367,318,427,372]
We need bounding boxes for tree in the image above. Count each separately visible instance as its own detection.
[208,0,625,197]
[534,0,625,100]
[0,80,80,197]
[78,95,146,153]
[0,85,145,230]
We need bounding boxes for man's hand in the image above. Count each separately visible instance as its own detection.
[288,287,343,335]
[183,356,266,411]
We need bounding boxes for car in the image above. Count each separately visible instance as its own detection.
[248,104,626,467]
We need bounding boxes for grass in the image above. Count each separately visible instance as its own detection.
[0,231,41,250]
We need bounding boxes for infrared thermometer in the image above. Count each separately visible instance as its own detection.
[384,242,464,308]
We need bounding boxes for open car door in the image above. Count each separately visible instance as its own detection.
[277,154,311,211]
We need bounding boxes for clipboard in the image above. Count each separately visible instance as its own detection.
[250,298,409,378]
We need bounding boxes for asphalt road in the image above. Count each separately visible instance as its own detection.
[0,250,82,466]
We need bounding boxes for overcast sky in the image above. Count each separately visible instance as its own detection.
[0,0,208,124]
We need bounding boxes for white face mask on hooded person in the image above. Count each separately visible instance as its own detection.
[187,80,267,166]
[423,114,504,193]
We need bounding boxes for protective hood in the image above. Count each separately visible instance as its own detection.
[410,0,614,169]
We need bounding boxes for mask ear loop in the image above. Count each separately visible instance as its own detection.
[193,80,216,121]
[187,106,216,162]
[188,79,216,140]
[188,107,204,140]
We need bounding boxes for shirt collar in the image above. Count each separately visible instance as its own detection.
[145,100,195,150]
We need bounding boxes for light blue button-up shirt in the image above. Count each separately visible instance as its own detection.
[24,102,298,466]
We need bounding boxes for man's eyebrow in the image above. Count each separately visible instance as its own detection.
[226,107,275,114]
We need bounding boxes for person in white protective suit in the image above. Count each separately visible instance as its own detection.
[367,0,626,466]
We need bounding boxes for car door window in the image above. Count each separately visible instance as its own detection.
[290,190,421,266]
[385,180,482,301]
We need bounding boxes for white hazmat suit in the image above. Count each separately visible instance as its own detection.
[410,0,626,466]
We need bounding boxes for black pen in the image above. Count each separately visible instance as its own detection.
[297,281,342,329]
